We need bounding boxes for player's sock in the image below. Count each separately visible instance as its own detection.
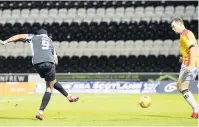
[39,91,52,111]
[54,82,69,97]
[181,89,198,112]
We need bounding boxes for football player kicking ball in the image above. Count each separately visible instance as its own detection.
[0,29,79,120]
[171,17,198,119]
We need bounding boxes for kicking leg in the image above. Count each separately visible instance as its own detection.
[54,81,79,102]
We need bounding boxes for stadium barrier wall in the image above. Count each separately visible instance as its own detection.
[0,73,198,94]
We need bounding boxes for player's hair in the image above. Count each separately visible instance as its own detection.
[171,17,184,25]
[37,29,48,35]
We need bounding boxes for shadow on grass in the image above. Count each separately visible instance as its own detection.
[139,114,188,119]
[0,116,37,121]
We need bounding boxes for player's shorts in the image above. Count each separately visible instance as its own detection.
[178,64,199,81]
[34,62,56,81]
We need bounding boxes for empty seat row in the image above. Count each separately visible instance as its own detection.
[0,21,198,41]
[0,6,198,24]
[0,1,197,9]
[0,39,183,57]
[0,55,181,73]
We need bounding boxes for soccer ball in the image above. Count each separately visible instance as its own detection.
[139,95,151,108]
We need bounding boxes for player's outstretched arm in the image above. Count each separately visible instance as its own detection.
[0,34,28,45]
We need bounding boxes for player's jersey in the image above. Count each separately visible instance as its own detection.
[26,34,56,65]
[179,29,199,67]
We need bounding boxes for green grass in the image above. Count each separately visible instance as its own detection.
[0,94,198,126]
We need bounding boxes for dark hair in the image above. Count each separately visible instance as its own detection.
[171,17,184,25]
[37,29,48,35]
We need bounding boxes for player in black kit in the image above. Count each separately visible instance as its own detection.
[0,29,79,120]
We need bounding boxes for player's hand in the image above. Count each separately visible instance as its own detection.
[185,66,194,72]
[0,40,8,45]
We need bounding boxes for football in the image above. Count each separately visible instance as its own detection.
[139,95,151,108]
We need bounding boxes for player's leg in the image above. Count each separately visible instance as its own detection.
[34,63,56,120]
[177,67,198,118]
[36,79,56,120]
[54,81,79,102]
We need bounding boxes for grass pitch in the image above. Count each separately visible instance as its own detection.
[0,94,198,126]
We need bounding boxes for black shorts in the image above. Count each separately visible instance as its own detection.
[34,62,56,81]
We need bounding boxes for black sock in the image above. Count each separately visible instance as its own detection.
[54,82,68,97]
[39,92,52,111]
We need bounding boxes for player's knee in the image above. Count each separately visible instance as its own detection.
[46,87,52,92]
[176,81,181,90]
[180,89,189,95]
[46,80,56,90]
[178,81,189,92]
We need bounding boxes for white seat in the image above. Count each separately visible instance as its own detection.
[174,5,185,17]
[94,41,105,56]
[150,47,159,56]
[169,48,179,56]
[116,40,124,47]
[104,40,115,55]
[159,47,169,56]
[105,8,115,18]
[77,8,86,18]
[86,8,96,19]
[59,42,69,51]
[142,16,151,23]
[48,9,58,19]
[78,41,87,49]
[185,5,195,14]
[11,9,21,20]
[30,9,39,19]
[115,7,125,18]
[134,7,144,17]
[144,6,154,17]
[163,40,173,48]
[122,16,132,22]
[7,19,16,25]
[102,17,111,24]
[39,9,49,19]
[73,17,83,24]
[165,6,175,17]
[134,40,144,48]
[67,8,77,19]
[45,19,54,24]
[125,40,134,48]
[86,41,96,54]
[153,40,163,48]
[155,6,164,17]
[140,47,150,56]
[144,40,153,47]
[112,17,121,23]
[87,41,96,48]
[97,41,106,48]
[161,14,172,22]
[68,41,78,48]
[173,40,179,49]
[124,7,134,19]
[58,9,67,19]
[20,9,30,19]
[2,9,11,20]
[96,8,105,18]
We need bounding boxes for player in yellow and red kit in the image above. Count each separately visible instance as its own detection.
[171,17,198,119]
